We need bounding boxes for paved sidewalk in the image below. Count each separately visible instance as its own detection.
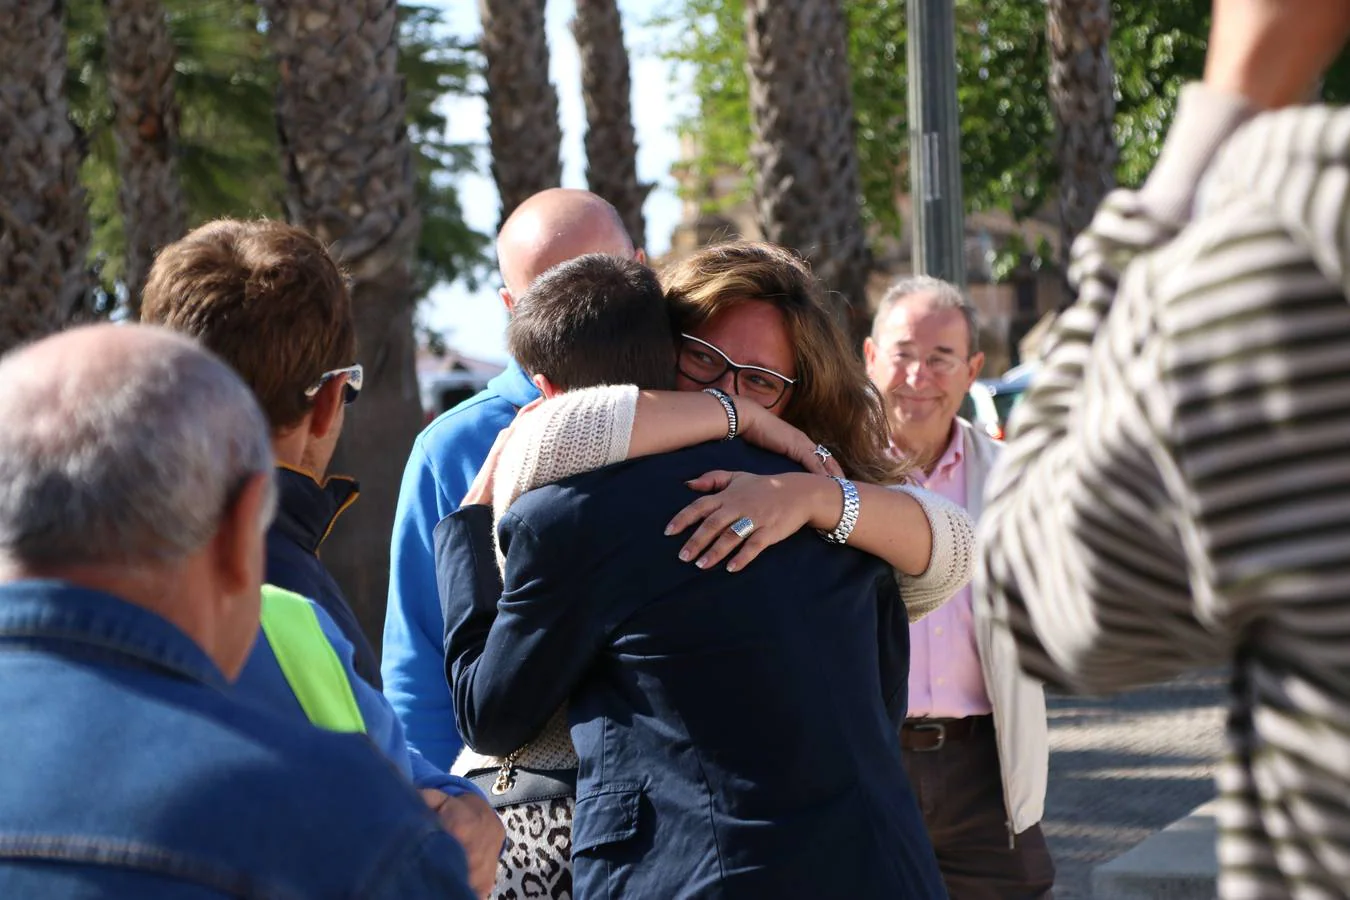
[1041,670,1227,899]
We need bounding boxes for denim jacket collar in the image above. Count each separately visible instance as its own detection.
[0,579,228,691]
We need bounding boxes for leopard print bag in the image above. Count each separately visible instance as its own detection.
[455,709,578,900]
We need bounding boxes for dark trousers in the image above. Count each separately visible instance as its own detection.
[902,716,1055,900]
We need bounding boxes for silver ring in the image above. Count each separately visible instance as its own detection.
[813,444,832,464]
[729,516,756,539]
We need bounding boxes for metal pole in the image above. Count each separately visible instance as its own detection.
[907,0,967,288]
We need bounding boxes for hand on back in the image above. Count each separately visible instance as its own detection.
[735,400,844,478]
[460,399,545,508]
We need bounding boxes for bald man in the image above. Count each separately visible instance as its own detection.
[0,326,475,898]
[383,188,642,770]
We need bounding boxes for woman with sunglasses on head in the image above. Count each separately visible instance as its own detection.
[477,239,973,623]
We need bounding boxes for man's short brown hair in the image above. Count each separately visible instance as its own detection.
[140,219,356,430]
[507,254,676,392]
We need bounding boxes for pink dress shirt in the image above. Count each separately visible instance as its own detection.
[905,424,993,720]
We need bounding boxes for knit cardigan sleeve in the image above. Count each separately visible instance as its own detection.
[491,384,639,567]
[488,384,973,618]
[892,485,974,623]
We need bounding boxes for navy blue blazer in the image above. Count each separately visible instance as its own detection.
[436,440,945,899]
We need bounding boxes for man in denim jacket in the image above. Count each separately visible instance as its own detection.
[0,326,474,899]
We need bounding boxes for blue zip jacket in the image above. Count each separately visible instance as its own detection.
[233,596,476,797]
[383,360,539,770]
[261,464,477,797]
[0,580,474,899]
[266,465,381,688]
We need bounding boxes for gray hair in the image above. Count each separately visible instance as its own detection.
[0,327,276,568]
[873,275,980,356]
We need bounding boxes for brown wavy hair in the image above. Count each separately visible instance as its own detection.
[661,241,909,485]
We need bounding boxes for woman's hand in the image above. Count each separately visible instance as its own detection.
[665,470,834,573]
[460,398,544,508]
[735,401,844,477]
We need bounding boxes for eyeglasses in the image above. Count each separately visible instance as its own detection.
[677,334,797,408]
[304,364,364,405]
[890,349,968,377]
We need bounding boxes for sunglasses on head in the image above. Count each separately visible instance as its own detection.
[304,364,364,405]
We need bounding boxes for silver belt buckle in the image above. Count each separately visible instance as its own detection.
[911,721,946,752]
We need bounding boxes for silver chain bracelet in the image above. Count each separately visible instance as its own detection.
[819,476,860,544]
[703,387,738,440]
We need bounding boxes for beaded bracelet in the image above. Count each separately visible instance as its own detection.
[703,387,739,441]
[819,477,860,544]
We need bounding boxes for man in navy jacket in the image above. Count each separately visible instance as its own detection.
[436,256,945,898]
[141,218,504,893]
[142,219,379,685]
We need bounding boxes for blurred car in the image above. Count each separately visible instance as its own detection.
[420,369,494,424]
[960,381,1001,440]
[960,362,1038,441]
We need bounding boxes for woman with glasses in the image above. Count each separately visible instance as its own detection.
[485,239,972,622]
[450,243,970,899]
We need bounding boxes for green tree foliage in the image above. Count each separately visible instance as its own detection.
[67,0,487,304]
[658,0,1350,260]
[401,4,491,296]
[656,1,751,212]
[68,0,279,303]
[845,1,907,236]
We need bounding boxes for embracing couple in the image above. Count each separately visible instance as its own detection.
[437,242,970,898]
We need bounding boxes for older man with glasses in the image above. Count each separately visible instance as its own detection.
[863,276,1054,900]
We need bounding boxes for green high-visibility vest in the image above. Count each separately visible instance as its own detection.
[259,584,367,734]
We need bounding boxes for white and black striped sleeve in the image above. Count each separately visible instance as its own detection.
[976,85,1258,694]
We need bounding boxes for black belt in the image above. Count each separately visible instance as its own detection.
[900,715,991,752]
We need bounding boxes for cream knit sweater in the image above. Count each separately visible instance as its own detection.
[453,384,974,775]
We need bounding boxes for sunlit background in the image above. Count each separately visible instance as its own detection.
[423,0,686,364]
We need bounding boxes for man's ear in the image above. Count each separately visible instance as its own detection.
[500,286,516,316]
[530,373,563,399]
[308,377,344,441]
[212,471,272,597]
[862,336,878,372]
[635,248,648,266]
[967,351,986,385]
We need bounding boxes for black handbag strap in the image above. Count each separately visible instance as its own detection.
[465,766,577,811]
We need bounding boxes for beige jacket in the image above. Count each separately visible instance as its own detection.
[958,417,1048,834]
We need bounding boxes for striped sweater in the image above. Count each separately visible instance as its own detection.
[978,83,1350,899]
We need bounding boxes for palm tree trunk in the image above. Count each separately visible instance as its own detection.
[104,0,186,315]
[0,0,90,350]
[260,0,424,647]
[1048,0,1117,268]
[572,0,649,250]
[743,0,871,345]
[479,0,561,228]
